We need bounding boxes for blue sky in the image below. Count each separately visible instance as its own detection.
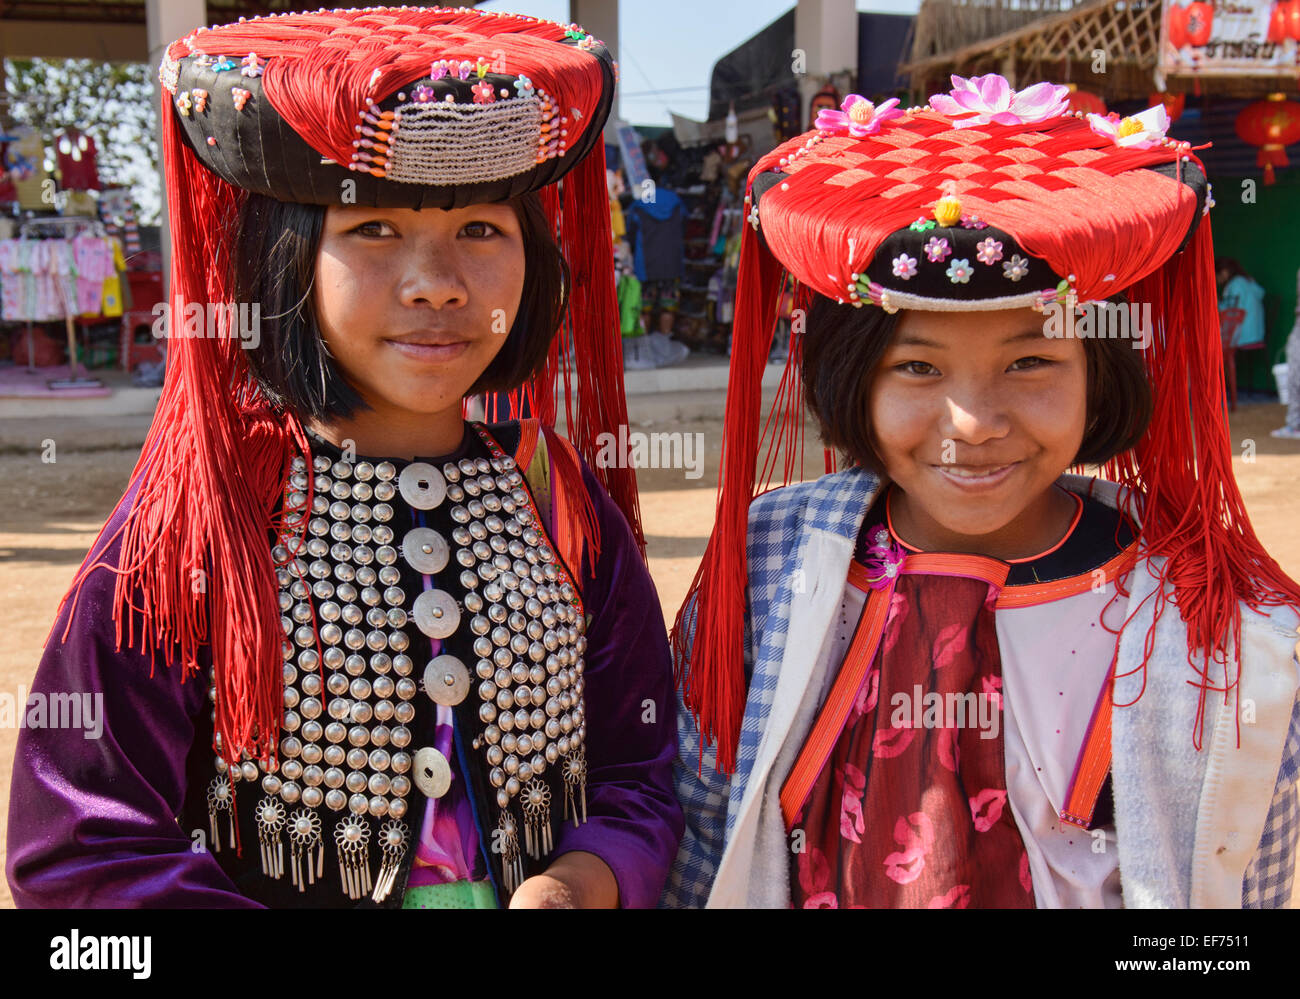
[478,0,921,126]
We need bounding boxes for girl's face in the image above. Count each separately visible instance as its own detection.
[869,306,1088,549]
[313,201,526,420]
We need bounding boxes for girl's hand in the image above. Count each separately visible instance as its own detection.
[508,850,619,909]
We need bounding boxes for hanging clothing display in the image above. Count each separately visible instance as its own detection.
[0,233,125,321]
[56,130,101,191]
[626,188,684,283]
[7,127,51,211]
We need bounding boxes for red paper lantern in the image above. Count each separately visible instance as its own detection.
[1067,89,1107,116]
[1236,93,1300,184]
[1287,0,1300,40]
[1186,1,1214,45]
[1148,91,1186,123]
[1267,1,1288,42]
[1168,2,1189,47]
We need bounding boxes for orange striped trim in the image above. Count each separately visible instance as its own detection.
[780,581,895,831]
[995,543,1138,609]
[1059,648,1118,828]
[899,552,1011,588]
[846,560,875,592]
[850,553,1010,591]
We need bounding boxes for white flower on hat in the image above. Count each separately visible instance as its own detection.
[1086,104,1170,150]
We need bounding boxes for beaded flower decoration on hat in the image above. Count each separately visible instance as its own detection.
[55,7,637,793]
[676,73,1300,774]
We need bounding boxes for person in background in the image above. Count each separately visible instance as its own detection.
[1217,257,1267,408]
[1271,267,1300,440]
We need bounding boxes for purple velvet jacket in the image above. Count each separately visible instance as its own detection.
[6,424,683,908]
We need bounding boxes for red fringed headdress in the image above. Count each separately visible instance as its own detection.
[56,7,640,772]
[676,80,1300,773]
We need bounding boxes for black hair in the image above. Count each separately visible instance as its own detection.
[228,190,568,424]
[800,294,1153,474]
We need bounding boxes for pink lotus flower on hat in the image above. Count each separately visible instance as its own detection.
[816,94,904,137]
[930,74,1069,128]
[1086,104,1170,150]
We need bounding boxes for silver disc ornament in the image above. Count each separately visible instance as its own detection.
[423,654,471,707]
[402,527,449,574]
[398,462,446,510]
[412,589,461,639]
[413,746,452,798]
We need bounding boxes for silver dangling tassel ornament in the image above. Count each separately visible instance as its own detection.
[334,816,372,900]
[371,820,410,903]
[497,809,524,894]
[563,749,588,828]
[254,796,286,879]
[520,779,553,860]
[287,808,324,892]
[206,776,235,852]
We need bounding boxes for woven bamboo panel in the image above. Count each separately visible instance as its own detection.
[906,0,1300,101]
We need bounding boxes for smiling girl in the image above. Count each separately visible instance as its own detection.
[665,80,1300,909]
[7,9,681,910]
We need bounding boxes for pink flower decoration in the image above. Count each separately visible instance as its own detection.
[932,622,967,668]
[969,788,1007,833]
[924,236,951,262]
[975,237,1003,265]
[872,724,915,759]
[457,59,474,81]
[1087,104,1169,150]
[883,846,926,884]
[816,94,904,137]
[883,812,934,884]
[927,884,972,908]
[863,534,905,588]
[472,80,496,105]
[960,214,989,229]
[429,60,448,80]
[1019,850,1034,893]
[412,84,435,103]
[891,253,918,279]
[839,763,867,844]
[850,667,879,720]
[929,73,1069,129]
[938,726,960,772]
[981,674,1003,711]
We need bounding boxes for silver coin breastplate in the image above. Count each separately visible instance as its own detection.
[205,432,588,903]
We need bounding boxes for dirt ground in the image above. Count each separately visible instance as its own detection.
[1,400,1298,909]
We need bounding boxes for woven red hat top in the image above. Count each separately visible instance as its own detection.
[674,76,1300,775]
[160,6,616,207]
[746,80,1208,312]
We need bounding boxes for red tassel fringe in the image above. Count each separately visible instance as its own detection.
[670,222,784,774]
[1100,215,1300,748]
